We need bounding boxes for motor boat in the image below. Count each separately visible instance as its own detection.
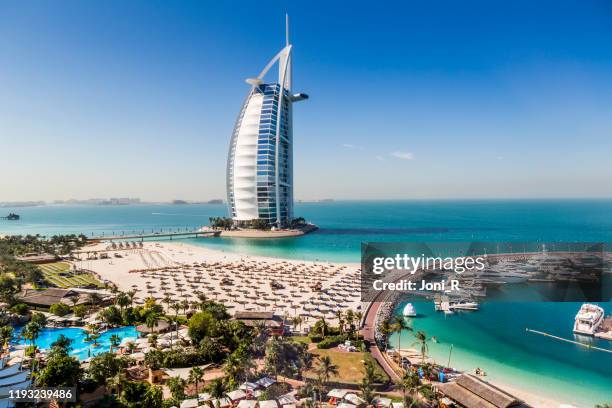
[449,301,479,311]
[573,303,605,335]
[402,303,417,317]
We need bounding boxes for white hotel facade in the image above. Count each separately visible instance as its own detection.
[226,17,307,227]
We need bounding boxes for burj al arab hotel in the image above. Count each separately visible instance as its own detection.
[226,16,308,227]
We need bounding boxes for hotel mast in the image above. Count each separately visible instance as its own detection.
[226,15,308,227]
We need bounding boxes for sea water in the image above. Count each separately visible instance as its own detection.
[2,200,611,405]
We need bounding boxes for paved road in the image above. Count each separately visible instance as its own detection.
[362,300,400,383]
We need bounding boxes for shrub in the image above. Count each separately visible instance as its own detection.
[25,345,37,357]
[316,335,346,349]
[10,303,29,315]
[50,303,71,317]
[73,305,88,318]
[308,334,323,343]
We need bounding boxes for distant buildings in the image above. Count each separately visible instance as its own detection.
[226,16,308,227]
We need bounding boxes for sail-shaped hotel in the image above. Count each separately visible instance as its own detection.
[226,16,308,227]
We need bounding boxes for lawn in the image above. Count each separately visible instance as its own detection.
[305,348,389,384]
[39,262,103,288]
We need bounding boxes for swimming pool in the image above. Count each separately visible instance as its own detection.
[13,326,138,360]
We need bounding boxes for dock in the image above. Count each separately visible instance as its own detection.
[87,229,220,242]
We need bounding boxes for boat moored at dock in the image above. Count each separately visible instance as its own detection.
[573,303,605,335]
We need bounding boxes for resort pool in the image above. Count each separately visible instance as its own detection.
[14,326,138,361]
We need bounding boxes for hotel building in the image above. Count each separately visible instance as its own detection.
[226,16,308,227]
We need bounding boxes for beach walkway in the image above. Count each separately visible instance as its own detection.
[87,230,220,241]
[362,300,401,383]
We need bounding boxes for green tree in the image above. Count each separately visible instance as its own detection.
[36,354,82,387]
[49,302,71,316]
[49,334,73,357]
[188,311,217,344]
[0,326,14,347]
[412,331,429,363]
[109,334,121,352]
[188,366,205,394]
[359,359,377,405]
[87,353,129,385]
[392,316,412,363]
[206,377,226,399]
[316,355,339,386]
[166,376,186,401]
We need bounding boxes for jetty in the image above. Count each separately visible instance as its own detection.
[87,229,220,242]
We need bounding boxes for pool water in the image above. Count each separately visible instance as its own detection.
[14,326,138,360]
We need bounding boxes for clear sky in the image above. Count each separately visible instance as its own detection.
[1,0,611,201]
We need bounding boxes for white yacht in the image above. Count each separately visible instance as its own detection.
[573,303,605,335]
[402,303,417,317]
[450,301,479,311]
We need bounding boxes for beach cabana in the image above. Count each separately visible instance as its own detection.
[239,382,259,391]
[226,389,247,402]
[236,400,258,408]
[136,319,170,334]
[209,398,232,408]
[180,399,199,408]
[198,392,212,403]
[437,374,526,408]
[277,393,298,406]
[343,394,365,407]
[259,400,278,408]
[255,376,275,388]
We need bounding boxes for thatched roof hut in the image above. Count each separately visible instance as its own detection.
[136,319,170,334]
[437,374,530,408]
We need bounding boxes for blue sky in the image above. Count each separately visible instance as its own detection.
[1,0,611,201]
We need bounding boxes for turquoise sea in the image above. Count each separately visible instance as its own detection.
[1,200,612,262]
[1,200,611,406]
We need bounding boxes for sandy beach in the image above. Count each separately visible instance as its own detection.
[76,241,363,328]
[75,241,577,408]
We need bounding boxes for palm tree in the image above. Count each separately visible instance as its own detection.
[292,316,302,332]
[359,359,377,406]
[109,334,121,352]
[167,375,186,401]
[87,292,102,309]
[0,326,13,349]
[412,330,429,363]
[392,316,412,363]
[315,317,328,337]
[206,377,226,399]
[107,369,127,396]
[395,370,420,408]
[146,313,160,340]
[116,291,130,311]
[170,302,181,341]
[379,319,393,351]
[127,289,137,307]
[180,299,190,315]
[188,366,204,394]
[334,310,344,333]
[316,355,338,386]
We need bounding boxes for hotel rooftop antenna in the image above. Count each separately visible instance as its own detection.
[286,13,290,46]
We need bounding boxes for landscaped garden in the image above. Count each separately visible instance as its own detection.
[39,262,103,288]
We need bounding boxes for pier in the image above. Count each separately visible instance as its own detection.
[87,229,220,242]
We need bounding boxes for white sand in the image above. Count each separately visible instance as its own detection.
[75,241,567,407]
[76,241,363,327]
